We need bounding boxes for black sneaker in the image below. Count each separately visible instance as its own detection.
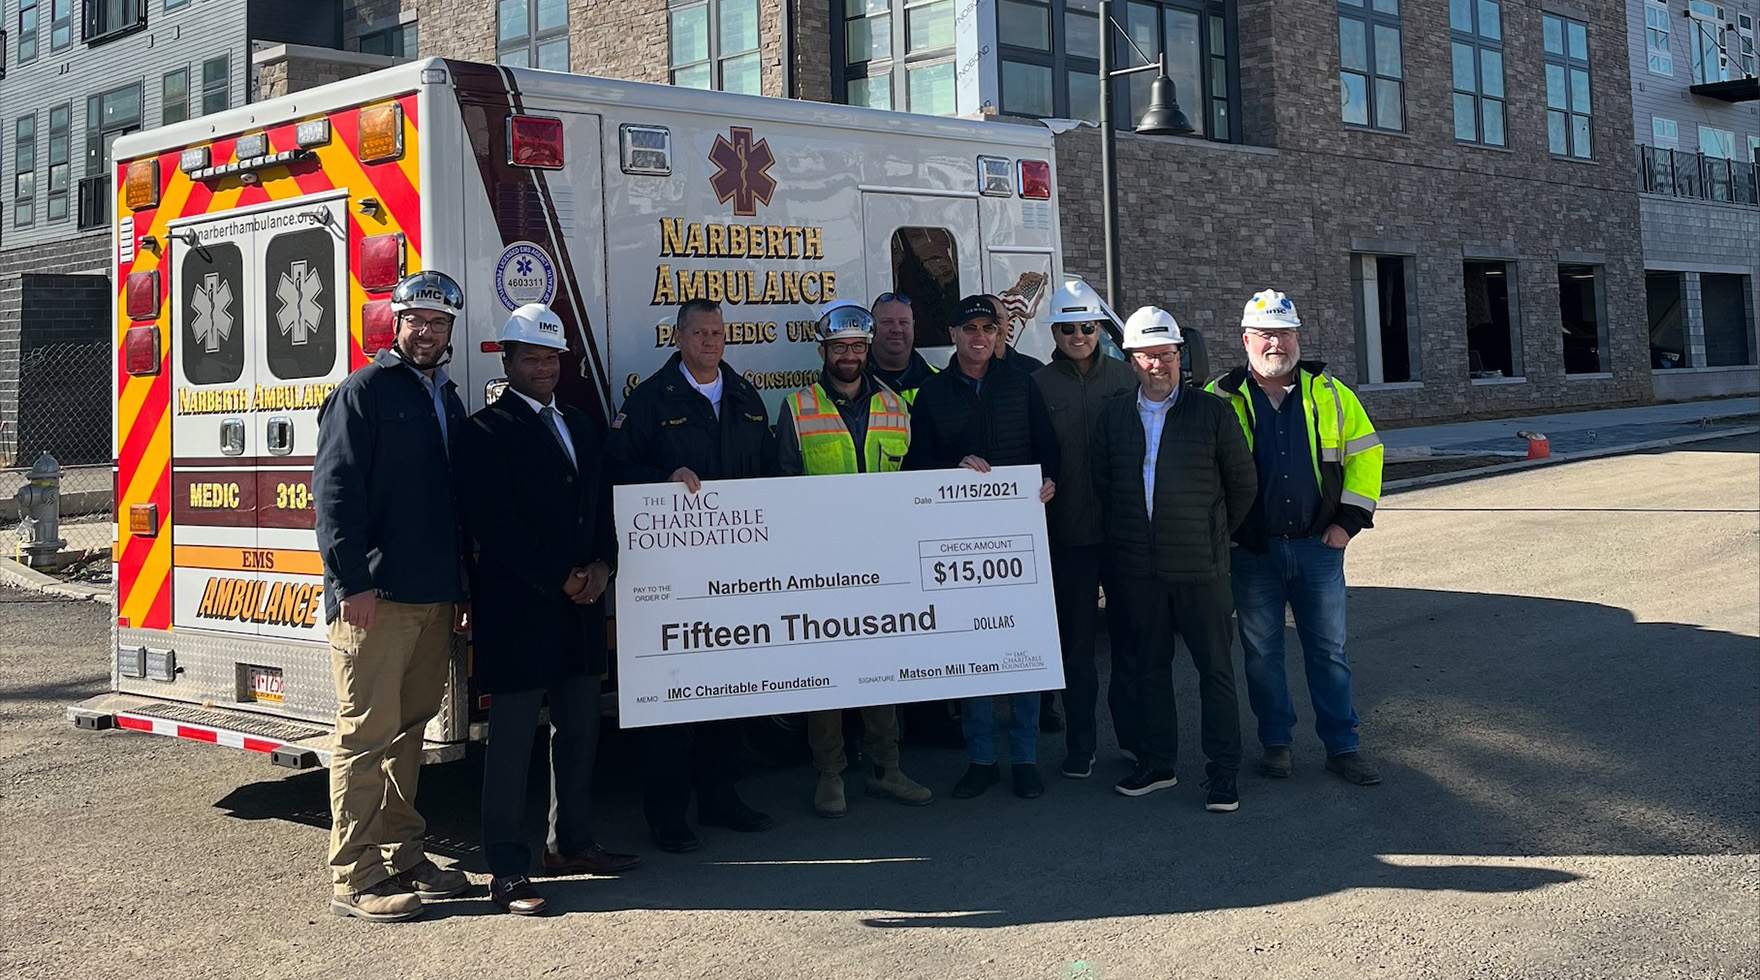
[1012,763,1044,799]
[1114,764,1178,797]
[951,763,1001,798]
[1261,745,1293,779]
[1325,751,1383,786]
[1060,753,1094,779]
[1203,772,1240,812]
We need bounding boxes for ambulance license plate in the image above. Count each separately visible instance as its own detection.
[247,665,285,704]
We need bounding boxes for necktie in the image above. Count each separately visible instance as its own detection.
[539,405,575,470]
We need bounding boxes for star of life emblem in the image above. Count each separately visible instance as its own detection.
[190,273,235,353]
[276,260,324,347]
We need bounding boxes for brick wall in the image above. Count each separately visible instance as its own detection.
[0,237,111,465]
[419,0,495,63]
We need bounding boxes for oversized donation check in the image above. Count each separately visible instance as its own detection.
[613,465,1064,727]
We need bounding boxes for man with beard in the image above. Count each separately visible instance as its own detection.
[866,292,938,402]
[1092,306,1256,812]
[904,295,1060,801]
[776,300,935,818]
[604,298,777,852]
[314,270,472,921]
[1206,289,1384,787]
[456,304,640,916]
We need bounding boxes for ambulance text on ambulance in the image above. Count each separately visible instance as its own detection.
[175,382,341,415]
[649,218,837,308]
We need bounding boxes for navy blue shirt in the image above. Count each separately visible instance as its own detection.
[1248,380,1321,536]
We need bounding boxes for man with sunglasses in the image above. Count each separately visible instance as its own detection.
[1031,281,1137,779]
[866,292,938,402]
[1092,306,1256,813]
[776,300,935,818]
[904,295,1060,800]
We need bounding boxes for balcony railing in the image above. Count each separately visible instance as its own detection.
[1637,144,1760,207]
[76,175,109,231]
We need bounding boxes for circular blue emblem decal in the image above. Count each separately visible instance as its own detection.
[494,242,557,311]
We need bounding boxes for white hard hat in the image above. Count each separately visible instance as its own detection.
[500,303,569,351]
[1044,279,1109,325]
[1122,306,1184,350]
[815,299,874,343]
[1241,288,1301,330]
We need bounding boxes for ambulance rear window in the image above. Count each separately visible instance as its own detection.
[263,228,338,381]
[888,227,959,348]
[180,243,246,386]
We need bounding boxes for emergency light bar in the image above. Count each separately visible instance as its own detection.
[184,149,315,184]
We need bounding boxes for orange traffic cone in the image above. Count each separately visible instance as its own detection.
[1516,430,1550,459]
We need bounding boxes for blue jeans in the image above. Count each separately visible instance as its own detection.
[1231,537,1360,756]
[962,693,1040,766]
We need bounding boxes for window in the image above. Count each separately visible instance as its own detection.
[669,0,760,95]
[162,68,189,125]
[1,28,7,78]
[85,0,148,42]
[200,55,229,115]
[46,104,69,222]
[1558,264,1607,374]
[1464,261,1520,379]
[264,230,339,380]
[1543,13,1591,160]
[85,83,142,177]
[166,0,191,8]
[1352,253,1418,383]
[838,0,957,116]
[359,22,418,58]
[1647,272,1688,369]
[1338,0,1403,132]
[1739,13,1756,77]
[889,227,961,347]
[1449,0,1504,146]
[1688,1,1728,84]
[1081,1,1234,140]
[19,0,38,63]
[1699,124,1736,159]
[1645,0,1673,76]
[1652,116,1678,148]
[15,114,36,228]
[497,0,568,70]
[50,0,70,50]
[1702,273,1756,366]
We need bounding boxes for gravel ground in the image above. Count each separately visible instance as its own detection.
[2,435,1756,980]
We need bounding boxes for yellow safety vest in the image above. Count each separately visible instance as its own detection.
[789,383,911,475]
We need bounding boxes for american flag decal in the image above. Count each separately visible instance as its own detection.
[1001,271,1049,322]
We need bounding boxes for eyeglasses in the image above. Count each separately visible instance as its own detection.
[872,292,912,307]
[826,341,870,356]
[399,314,454,335]
[1245,328,1297,342]
[959,321,1000,336]
[1130,349,1181,365]
[1057,323,1098,336]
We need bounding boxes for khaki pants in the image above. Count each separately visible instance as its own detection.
[806,705,901,775]
[327,599,454,894]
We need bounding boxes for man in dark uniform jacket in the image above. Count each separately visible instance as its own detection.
[456,304,640,916]
[602,298,778,853]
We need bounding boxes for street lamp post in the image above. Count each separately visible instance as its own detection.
[1096,0,1194,312]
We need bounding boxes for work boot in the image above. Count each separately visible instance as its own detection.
[330,879,424,922]
[1261,745,1293,779]
[1326,751,1383,786]
[867,765,934,806]
[814,772,848,818]
[389,858,469,899]
[951,763,1000,798]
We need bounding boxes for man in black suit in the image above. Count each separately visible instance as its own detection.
[456,304,639,916]
[603,298,778,853]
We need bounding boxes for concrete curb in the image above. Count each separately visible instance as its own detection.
[1384,425,1760,494]
[0,556,113,603]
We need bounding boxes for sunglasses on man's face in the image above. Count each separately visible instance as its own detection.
[1057,323,1098,336]
[873,292,913,306]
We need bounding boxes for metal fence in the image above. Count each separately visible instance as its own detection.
[1636,144,1760,206]
[2,340,112,519]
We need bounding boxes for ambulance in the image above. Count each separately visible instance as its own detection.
[67,57,1067,767]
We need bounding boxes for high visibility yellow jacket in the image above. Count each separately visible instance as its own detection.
[1207,361,1382,548]
[782,382,911,476]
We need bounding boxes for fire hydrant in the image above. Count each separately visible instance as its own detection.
[14,453,67,569]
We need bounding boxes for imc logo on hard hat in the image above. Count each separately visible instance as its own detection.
[708,127,776,217]
[539,319,561,336]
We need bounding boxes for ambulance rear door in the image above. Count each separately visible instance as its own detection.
[861,191,980,352]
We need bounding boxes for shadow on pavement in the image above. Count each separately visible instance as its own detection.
[213,585,1758,927]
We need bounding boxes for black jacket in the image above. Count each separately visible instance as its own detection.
[603,351,777,484]
[313,350,468,623]
[1091,385,1257,584]
[456,391,615,693]
[902,356,1061,481]
[1033,352,1137,548]
[867,349,937,398]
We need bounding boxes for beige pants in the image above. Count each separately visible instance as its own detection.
[327,599,454,894]
[807,704,901,775]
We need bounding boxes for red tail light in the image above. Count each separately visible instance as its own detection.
[508,116,564,169]
[123,326,161,376]
[1018,159,1052,200]
[125,271,160,320]
[361,300,396,354]
[360,233,405,290]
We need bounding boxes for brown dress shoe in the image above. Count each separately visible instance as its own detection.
[543,844,642,875]
[490,875,548,915]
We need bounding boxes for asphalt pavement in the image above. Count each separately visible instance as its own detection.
[2,435,1756,980]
